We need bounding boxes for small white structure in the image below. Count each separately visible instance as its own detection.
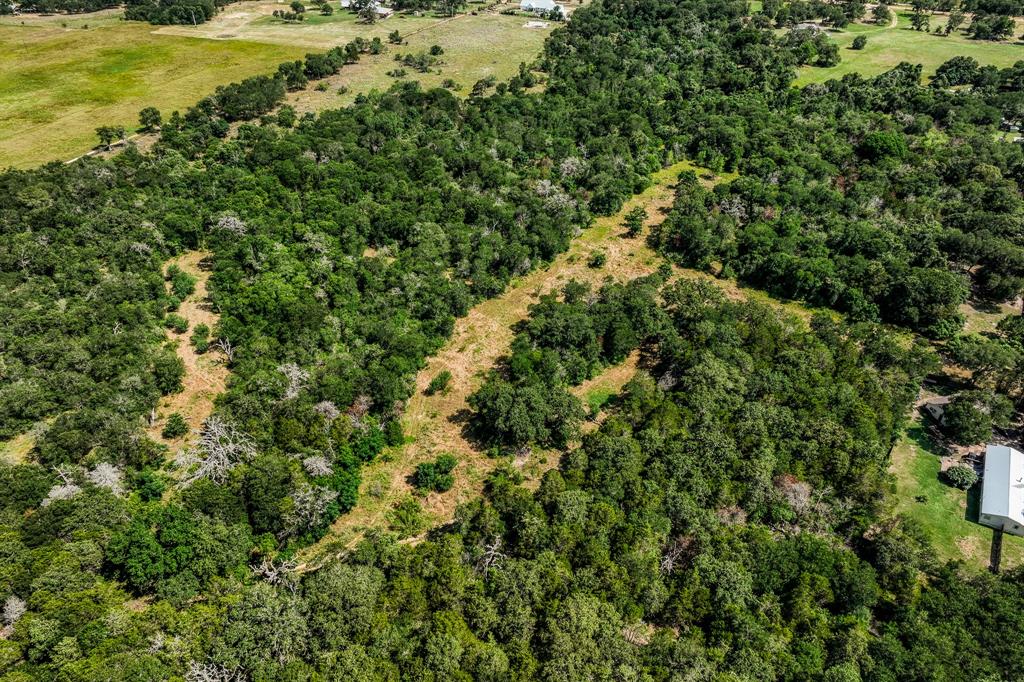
[375,4,393,17]
[980,444,1024,537]
[520,0,563,15]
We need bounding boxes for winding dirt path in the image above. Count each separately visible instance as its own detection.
[146,251,229,452]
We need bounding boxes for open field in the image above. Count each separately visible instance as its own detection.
[796,11,1024,85]
[0,11,305,168]
[0,1,562,168]
[890,422,1024,571]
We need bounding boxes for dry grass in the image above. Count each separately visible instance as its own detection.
[0,431,35,464]
[145,251,229,455]
[959,298,1022,335]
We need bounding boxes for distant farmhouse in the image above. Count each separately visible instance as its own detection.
[339,0,393,16]
[980,444,1024,537]
[520,0,564,15]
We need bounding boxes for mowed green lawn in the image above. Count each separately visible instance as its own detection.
[0,12,305,168]
[890,424,1024,571]
[796,12,1024,85]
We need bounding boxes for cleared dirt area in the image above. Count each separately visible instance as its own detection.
[146,251,229,452]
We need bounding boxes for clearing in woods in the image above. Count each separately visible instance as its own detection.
[147,251,230,454]
[300,160,834,566]
[795,10,1024,85]
[0,1,561,168]
[890,422,1024,571]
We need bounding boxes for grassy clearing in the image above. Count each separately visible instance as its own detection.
[959,299,1021,335]
[0,431,35,464]
[796,12,1024,85]
[270,8,560,115]
[1,1,564,168]
[890,423,1024,571]
[0,12,305,168]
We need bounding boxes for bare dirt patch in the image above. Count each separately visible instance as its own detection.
[146,251,229,453]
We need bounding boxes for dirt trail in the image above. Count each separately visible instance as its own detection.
[299,161,710,566]
[147,251,229,451]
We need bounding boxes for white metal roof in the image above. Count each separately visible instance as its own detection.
[982,444,1024,524]
[522,0,561,10]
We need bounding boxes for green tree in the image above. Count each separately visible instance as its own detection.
[622,206,647,237]
[138,106,162,132]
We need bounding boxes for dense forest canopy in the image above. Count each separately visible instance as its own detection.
[3,0,1024,679]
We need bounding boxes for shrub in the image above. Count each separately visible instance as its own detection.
[167,265,197,299]
[191,323,210,353]
[852,35,867,50]
[588,251,607,268]
[162,413,189,439]
[425,370,452,396]
[388,496,425,537]
[164,313,189,333]
[622,206,647,237]
[944,464,978,490]
[413,454,457,493]
[134,469,167,502]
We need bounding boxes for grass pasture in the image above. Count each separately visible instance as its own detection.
[0,12,305,168]
[796,12,1024,85]
[0,1,562,168]
[890,424,1024,571]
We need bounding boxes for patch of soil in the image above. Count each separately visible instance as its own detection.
[145,251,229,455]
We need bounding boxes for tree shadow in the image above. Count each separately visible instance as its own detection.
[965,482,982,524]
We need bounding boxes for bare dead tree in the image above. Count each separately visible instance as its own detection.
[86,462,124,496]
[301,455,333,478]
[215,214,247,238]
[660,536,693,575]
[474,537,506,575]
[250,557,300,594]
[284,484,338,535]
[213,337,236,363]
[179,416,257,486]
[277,363,310,401]
[314,401,340,422]
[347,395,373,430]
[42,465,81,507]
[2,596,26,626]
[185,661,246,682]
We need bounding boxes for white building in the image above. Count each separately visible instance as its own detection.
[980,444,1024,537]
[520,0,564,15]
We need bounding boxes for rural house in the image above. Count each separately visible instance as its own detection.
[520,0,564,15]
[980,444,1024,537]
